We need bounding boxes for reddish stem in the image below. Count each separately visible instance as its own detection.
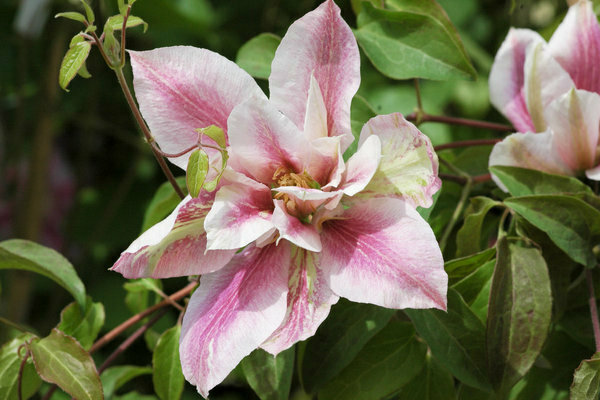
[406,112,513,132]
[434,139,501,152]
[586,269,600,352]
[439,173,492,185]
[151,141,198,158]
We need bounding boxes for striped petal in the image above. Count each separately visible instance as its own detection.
[129,47,265,169]
[269,0,359,150]
[261,246,338,355]
[272,200,322,252]
[489,28,544,132]
[548,0,600,93]
[356,114,440,208]
[341,135,381,196]
[111,194,235,278]
[180,243,289,397]
[320,198,447,310]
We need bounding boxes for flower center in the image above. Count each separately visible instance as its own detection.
[272,167,319,219]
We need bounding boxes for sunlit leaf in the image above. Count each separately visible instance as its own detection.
[0,239,86,310]
[55,12,87,23]
[80,0,95,25]
[487,237,552,396]
[198,125,227,149]
[241,347,294,400]
[58,297,105,350]
[235,33,281,79]
[0,333,41,400]
[101,365,152,399]
[186,149,209,198]
[28,329,103,400]
[153,325,184,400]
[570,353,600,400]
[141,177,187,232]
[58,41,92,91]
[104,14,148,33]
[490,166,593,197]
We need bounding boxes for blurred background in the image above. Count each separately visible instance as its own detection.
[0,0,574,397]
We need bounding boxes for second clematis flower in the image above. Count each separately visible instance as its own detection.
[488,0,600,184]
[110,0,446,396]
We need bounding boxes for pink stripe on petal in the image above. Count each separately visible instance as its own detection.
[549,0,600,94]
[269,0,359,151]
[308,136,344,188]
[357,114,440,209]
[272,200,322,252]
[227,97,307,185]
[320,198,446,310]
[111,194,235,278]
[180,243,290,397]
[129,47,265,169]
[205,179,275,250]
[262,246,338,355]
[489,29,544,132]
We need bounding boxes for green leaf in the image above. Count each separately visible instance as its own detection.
[344,95,377,161]
[0,333,42,400]
[301,299,395,393]
[235,33,281,79]
[318,321,427,400]
[241,347,294,400]
[142,177,187,232]
[405,289,491,391]
[123,279,162,315]
[487,237,552,396]
[570,353,600,400]
[452,260,495,322]
[350,0,381,15]
[186,149,209,198]
[355,1,476,81]
[58,297,105,350]
[58,40,92,91]
[55,12,87,23]
[78,61,92,78]
[80,0,95,25]
[490,166,593,197]
[28,329,103,400]
[504,195,600,267]
[118,0,127,15]
[153,325,184,400]
[396,354,457,400]
[445,247,496,283]
[114,392,157,400]
[0,239,86,310]
[104,15,148,33]
[101,366,152,399]
[198,125,227,149]
[456,196,502,257]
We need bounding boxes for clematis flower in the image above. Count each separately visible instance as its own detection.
[488,0,600,184]
[110,0,446,396]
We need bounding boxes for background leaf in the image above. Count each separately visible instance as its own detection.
[235,33,281,79]
[58,296,105,350]
[396,353,457,400]
[101,365,152,399]
[490,166,593,197]
[153,325,184,400]
[455,196,501,257]
[0,239,86,309]
[241,347,294,400]
[0,333,41,400]
[141,177,187,232]
[570,353,600,400]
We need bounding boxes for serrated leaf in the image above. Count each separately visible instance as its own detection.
[490,166,593,197]
[80,0,94,25]
[445,247,496,283]
[101,365,152,399]
[456,197,502,257]
[318,321,427,400]
[504,195,600,267]
[198,125,226,149]
[571,354,600,399]
[396,354,457,400]
[405,289,491,391]
[487,237,552,396]
[235,33,281,79]
[186,149,209,198]
[153,325,184,400]
[59,41,92,91]
[142,177,187,232]
[0,239,86,310]
[104,15,148,33]
[28,329,103,400]
[0,333,41,400]
[55,12,87,23]
[241,347,294,400]
[301,299,395,393]
[58,297,105,350]
[355,1,476,81]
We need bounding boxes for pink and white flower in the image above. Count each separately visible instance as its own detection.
[488,0,600,184]
[110,1,445,396]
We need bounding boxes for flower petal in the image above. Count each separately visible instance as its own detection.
[523,42,574,132]
[261,246,338,354]
[586,165,600,181]
[342,135,381,196]
[205,176,275,250]
[272,200,322,252]
[356,114,440,208]
[129,47,265,169]
[111,194,235,278]
[269,0,359,150]
[548,0,600,93]
[227,96,307,185]
[180,243,289,397]
[304,75,329,142]
[545,88,600,172]
[489,131,574,190]
[489,28,544,132]
[320,198,447,310]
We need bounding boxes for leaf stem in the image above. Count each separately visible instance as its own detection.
[17,349,30,400]
[406,112,513,132]
[439,159,473,252]
[434,139,501,152]
[439,173,491,185]
[586,268,600,352]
